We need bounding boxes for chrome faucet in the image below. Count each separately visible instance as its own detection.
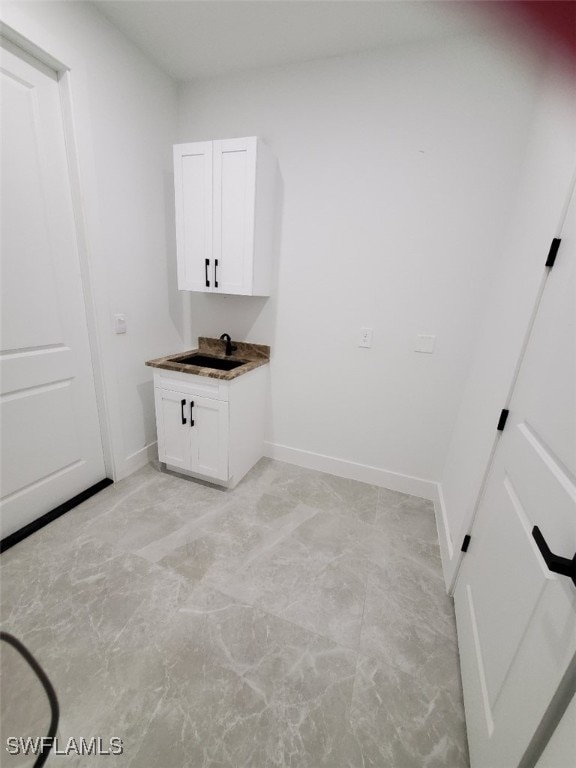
[219,333,237,356]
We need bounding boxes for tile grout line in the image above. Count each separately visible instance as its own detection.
[349,549,372,722]
[206,583,363,657]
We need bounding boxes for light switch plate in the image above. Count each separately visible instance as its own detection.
[114,313,127,334]
[359,327,373,348]
[415,334,436,353]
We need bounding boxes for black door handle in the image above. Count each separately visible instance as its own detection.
[532,526,576,587]
[205,258,210,288]
[214,259,219,288]
[190,400,195,427]
[180,398,186,425]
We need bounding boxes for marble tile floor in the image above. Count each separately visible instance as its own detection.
[0,459,469,767]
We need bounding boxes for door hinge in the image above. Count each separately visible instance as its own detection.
[545,238,561,268]
[461,535,471,553]
[497,408,509,431]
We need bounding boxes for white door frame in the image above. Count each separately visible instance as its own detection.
[0,22,114,481]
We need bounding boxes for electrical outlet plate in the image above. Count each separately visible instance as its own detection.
[359,327,373,348]
[415,334,436,353]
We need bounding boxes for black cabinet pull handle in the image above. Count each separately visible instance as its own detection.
[180,398,186,425]
[532,526,576,587]
[214,259,219,288]
[205,258,210,288]
[190,400,195,427]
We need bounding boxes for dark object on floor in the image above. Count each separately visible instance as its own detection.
[0,631,60,768]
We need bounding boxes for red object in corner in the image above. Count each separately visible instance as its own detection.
[517,1,576,57]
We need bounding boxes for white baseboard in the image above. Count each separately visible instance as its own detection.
[264,441,439,501]
[116,441,158,481]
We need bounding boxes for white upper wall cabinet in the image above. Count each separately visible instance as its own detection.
[174,136,277,296]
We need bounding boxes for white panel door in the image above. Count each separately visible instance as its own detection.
[454,188,576,766]
[0,41,106,540]
[190,396,228,481]
[213,137,256,295]
[155,389,191,471]
[438,82,576,593]
[174,141,213,292]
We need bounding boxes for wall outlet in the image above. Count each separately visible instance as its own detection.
[359,327,373,348]
[415,334,436,353]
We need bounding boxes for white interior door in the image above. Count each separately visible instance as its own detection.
[190,396,228,480]
[174,141,213,292]
[0,41,106,540]
[454,185,576,767]
[212,137,256,295]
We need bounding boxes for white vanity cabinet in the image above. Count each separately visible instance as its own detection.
[174,136,277,296]
[153,365,268,487]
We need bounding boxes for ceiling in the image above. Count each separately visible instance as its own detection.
[93,1,489,82]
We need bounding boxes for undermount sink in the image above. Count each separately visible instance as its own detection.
[172,354,246,371]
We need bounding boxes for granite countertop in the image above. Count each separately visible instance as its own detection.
[145,337,270,381]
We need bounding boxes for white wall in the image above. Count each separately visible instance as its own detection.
[178,35,543,494]
[0,1,185,480]
[438,57,576,587]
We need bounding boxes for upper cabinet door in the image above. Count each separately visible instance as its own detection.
[212,137,257,295]
[174,141,213,292]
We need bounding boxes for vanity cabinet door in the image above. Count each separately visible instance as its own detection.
[190,395,229,481]
[155,387,229,481]
[155,388,191,471]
